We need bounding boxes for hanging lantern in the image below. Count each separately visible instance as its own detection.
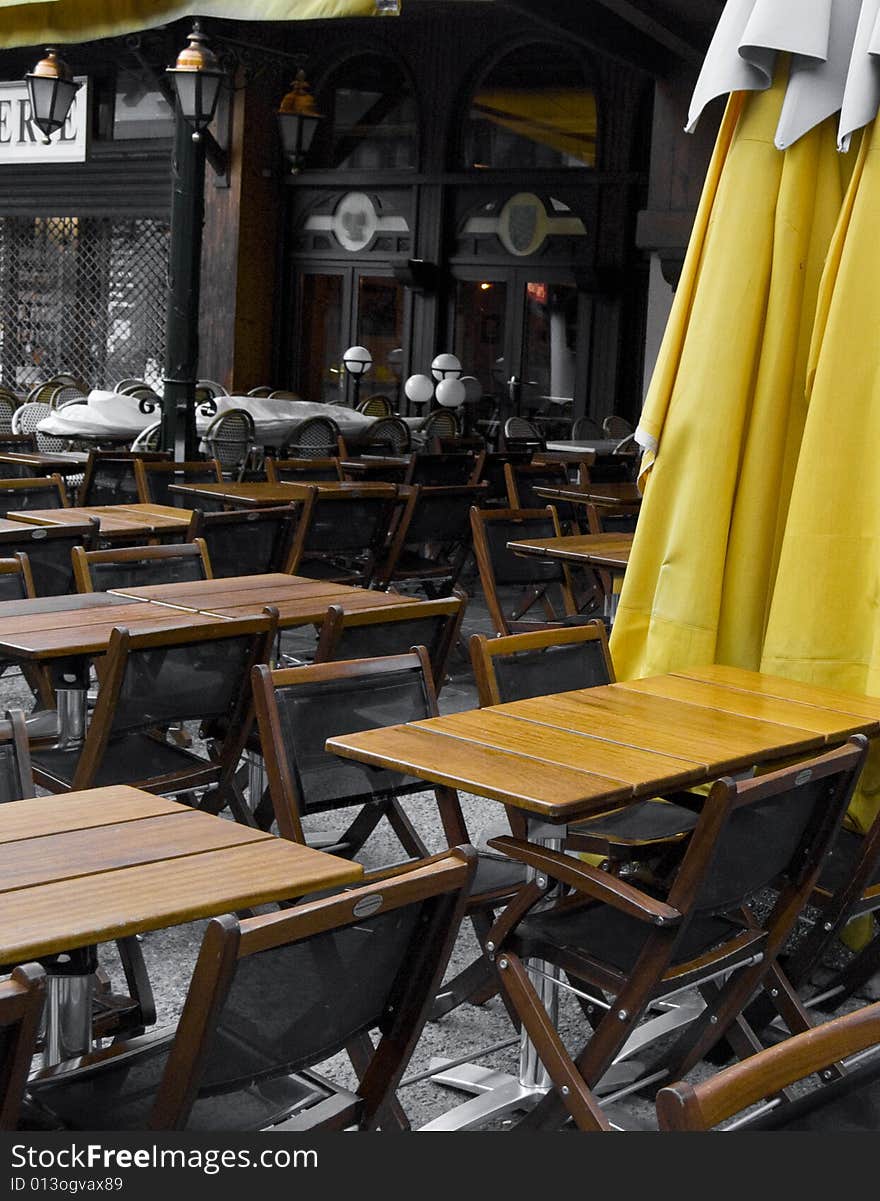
[25,49,80,145]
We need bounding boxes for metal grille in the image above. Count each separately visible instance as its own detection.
[0,216,169,394]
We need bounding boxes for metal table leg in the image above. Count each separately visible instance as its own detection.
[42,946,97,1068]
[48,658,89,750]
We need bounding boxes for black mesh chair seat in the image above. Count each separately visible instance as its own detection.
[569,799,699,847]
[33,733,218,793]
[814,826,880,897]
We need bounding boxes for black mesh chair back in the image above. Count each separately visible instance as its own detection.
[315,594,466,689]
[186,505,300,577]
[365,417,411,455]
[73,543,210,594]
[478,509,566,586]
[24,851,475,1132]
[31,616,277,807]
[375,484,485,592]
[80,452,173,507]
[474,451,532,505]
[588,453,636,484]
[252,652,438,849]
[0,475,68,516]
[0,964,45,1130]
[291,489,398,586]
[406,452,477,486]
[266,457,342,483]
[135,460,223,508]
[397,484,482,547]
[505,461,570,510]
[0,554,32,603]
[0,708,35,804]
[0,520,99,595]
[285,417,340,459]
[471,623,612,707]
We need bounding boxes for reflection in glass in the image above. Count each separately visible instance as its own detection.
[113,69,174,140]
[356,276,404,406]
[465,43,596,170]
[454,280,508,407]
[521,281,578,416]
[313,53,417,170]
[298,274,344,404]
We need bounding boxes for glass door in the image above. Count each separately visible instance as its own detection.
[296,270,348,405]
[355,272,405,408]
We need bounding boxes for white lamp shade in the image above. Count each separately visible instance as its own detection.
[342,346,373,376]
[459,375,483,403]
[435,378,466,408]
[404,374,435,404]
[431,353,462,381]
[170,67,223,131]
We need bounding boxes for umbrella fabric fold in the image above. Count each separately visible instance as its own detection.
[0,0,379,50]
[760,123,880,831]
[611,67,850,680]
[687,0,880,152]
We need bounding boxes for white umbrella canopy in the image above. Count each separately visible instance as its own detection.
[0,0,382,49]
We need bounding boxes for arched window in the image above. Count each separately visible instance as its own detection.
[463,42,597,170]
[311,52,418,170]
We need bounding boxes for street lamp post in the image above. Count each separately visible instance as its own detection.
[162,23,225,461]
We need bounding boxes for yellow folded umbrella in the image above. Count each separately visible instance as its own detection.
[610,66,851,682]
[762,123,880,833]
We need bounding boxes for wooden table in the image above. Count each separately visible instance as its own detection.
[0,452,89,478]
[535,482,641,509]
[6,503,193,541]
[108,571,415,625]
[168,480,397,509]
[327,665,880,1128]
[508,531,634,624]
[0,785,361,1064]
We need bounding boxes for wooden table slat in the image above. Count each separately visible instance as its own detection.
[0,787,182,845]
[678,665,880,725]
[0,810,269,894]
[0,838,361,966]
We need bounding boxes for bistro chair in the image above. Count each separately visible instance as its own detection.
[0,474,69,517]
[0,389,20,433]
[12,402,68,455]
[247,385,273,397]
[603,415,634,439]
[71,541,212,594]
[0,556,55,711]
[133,458,223,507]
[503,416,544,454]
[417,410,459,445]
[284,416,341,459]
[196,379,228,399]
[571,415,605,440]
[266,457,343,483]
[202,409,256,480]
[0,964,46,1130]
[30,613,278,827]
[24,383,57,406]
[129,422,161,453]
[373,482,488,596]
[357,393,393,417]
[657,997,880,1131]
[78,451,171,507]
[288,484,399,588]
[403,451,478,487]
[485,736,868,1130]
[251,650,525,1018]
[470,505,592,635]
[0,518,99,596]
[314,592,467,693]
[24,848,476,1132]
[364,416,412,456]
[185,504,302,578]
[469,623,699,859]
[48,384,86,409]
[116,382,161,406]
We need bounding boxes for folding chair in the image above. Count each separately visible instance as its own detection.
[288,484,399,588]
[0,519,100,596]
[71,541,212,594]
[185,504,302,578]
[25,849,476,1131]
[30,613,278,827]
[657,998,880,1131]
[133,458,223,507]
[315,592,467,693]
[486,736,868,1130]
[250,650,525,1017]
[470,505,595,635]
[403,452,478,487]
[374,483,488,596]
[78,451,171,507]
[0,475,69,516]
[266,457,343,483]
[0,964,45,1130]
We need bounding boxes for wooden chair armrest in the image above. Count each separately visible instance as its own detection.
[487,836,682,926]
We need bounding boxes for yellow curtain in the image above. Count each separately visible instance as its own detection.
[610,67,852,681]
[761,123,880,834]
[0,0,379,48]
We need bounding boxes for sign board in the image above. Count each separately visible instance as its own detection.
[0,77,88,164]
